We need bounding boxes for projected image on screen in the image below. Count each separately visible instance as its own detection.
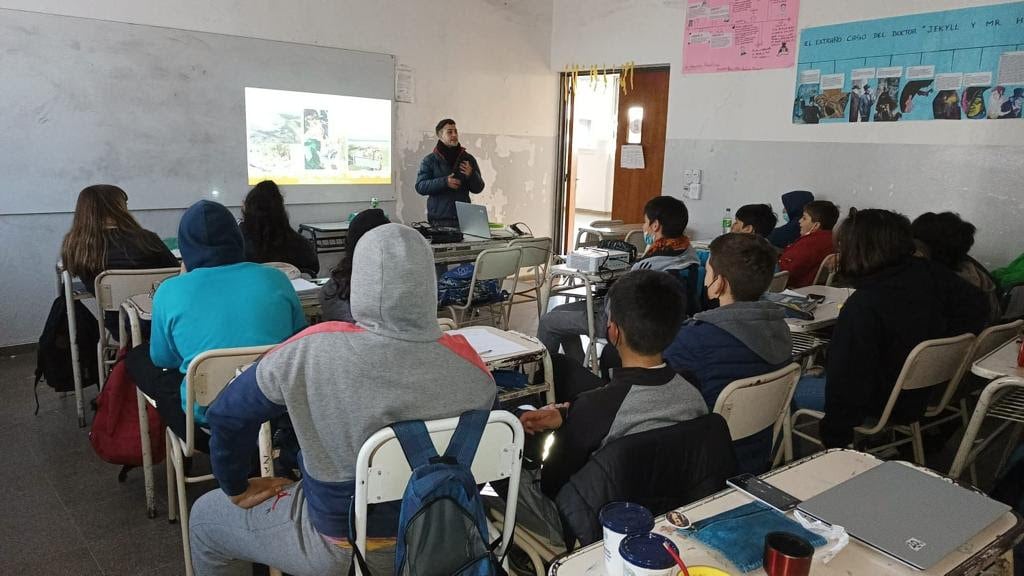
[245,87,391,185]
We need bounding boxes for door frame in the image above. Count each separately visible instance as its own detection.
[552,65,671,253]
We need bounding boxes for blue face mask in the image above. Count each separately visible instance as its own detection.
[782,212,790,223]
[643,233,654,246]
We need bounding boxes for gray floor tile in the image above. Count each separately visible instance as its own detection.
[1,546,103,576]
[0,490,90,566]
[89,519,188,575]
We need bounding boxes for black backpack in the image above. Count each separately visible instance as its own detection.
[34,295,100,414]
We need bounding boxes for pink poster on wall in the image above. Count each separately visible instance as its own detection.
[683,0,799,74]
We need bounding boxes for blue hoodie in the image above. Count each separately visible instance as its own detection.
[149,200,306,425]
[767,191,814,249]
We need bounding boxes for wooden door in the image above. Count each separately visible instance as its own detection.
[611,68,670,223]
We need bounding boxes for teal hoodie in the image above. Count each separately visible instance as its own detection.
[149,200,306,425]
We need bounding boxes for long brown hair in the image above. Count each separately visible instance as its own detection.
[60,185,165,277]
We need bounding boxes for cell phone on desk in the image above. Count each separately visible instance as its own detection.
[727,473,801,512]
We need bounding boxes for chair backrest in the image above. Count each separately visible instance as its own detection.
[508,237,552,270]
[554,414,737,546]
[588,219,623,229]
[868,333,975,431]
[94,268,180,313]
[624,229,646,255]
[183,345,275,454]
[437,317,458,331]
[972,319,1023,362]
[713,363,802,442]
[768,271,789,293]
[353,411,524,566]
[263,261,300,280]
[813,254,837,286]
[472,247,522,282]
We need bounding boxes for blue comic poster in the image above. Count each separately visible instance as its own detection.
[793,2,1024,124]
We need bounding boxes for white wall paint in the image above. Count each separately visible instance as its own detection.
[0,0,559,346]
[552,0,1024,264]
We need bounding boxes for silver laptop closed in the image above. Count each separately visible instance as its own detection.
[798,461,1008,570]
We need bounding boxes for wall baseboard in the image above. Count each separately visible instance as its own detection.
[0,343,36,357]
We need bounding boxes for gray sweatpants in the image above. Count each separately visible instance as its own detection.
[536,299,608,365]
[189,482,394,576]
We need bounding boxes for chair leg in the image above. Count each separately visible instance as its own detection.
[166,436,178,523]
[175,452,194,576]
[959,398,979,487]
[910,422,926,466]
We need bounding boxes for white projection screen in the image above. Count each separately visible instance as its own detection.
[245,88,392,186]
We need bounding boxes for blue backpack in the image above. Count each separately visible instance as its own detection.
[437,263,508,307]
[349,410,508,575]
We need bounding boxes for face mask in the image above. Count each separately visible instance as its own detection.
[643,233,654,246]
[782,212,790,223]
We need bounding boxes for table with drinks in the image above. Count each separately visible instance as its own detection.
[549,450,1022,576]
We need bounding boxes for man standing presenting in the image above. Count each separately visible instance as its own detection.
[415,118,485,228]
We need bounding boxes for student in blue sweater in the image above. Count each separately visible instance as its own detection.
[663,233,791,473]
[127,200,306,452]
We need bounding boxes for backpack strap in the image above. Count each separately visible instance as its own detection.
[391,420,439,469]
[443,410,489,468]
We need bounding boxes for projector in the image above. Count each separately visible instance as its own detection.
[566,248,632,274]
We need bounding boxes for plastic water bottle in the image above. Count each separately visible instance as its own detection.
[370,197,379,209]
[722,208,733,235]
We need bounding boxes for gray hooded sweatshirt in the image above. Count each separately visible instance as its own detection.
[206,223,496,540]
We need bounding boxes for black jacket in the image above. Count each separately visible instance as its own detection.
[554,414,736,546]
[82,230,178,294]
[239,222,320,277]
[822,258,987,447]
[414,145,484,227]
[540,365,707,500]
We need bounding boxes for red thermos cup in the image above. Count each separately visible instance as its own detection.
[763,532,813,576]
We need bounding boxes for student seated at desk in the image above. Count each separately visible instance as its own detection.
[792,209,987,448]
[189,224,496,576]
[60,184,178,333]
[912,211,1002,326]
[537,195,699,365]
[511,270,706,549]
[318,208,390,322]
[664,233,791,473]
[778,200,839,288]
[730,204,778,238]
[126,200,306,452]
[767,190,814,249]
[239,180,319,277]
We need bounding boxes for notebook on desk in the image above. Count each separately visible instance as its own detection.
[798,461,1008,570]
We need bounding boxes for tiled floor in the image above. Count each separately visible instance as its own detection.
[0,296,1010,575]
[0,349,186,575]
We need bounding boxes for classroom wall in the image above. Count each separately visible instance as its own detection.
[0,0,558,347]
[552,0,1024,266]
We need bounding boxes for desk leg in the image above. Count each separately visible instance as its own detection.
[127,306,156,518]
[584,278,599,375]
[63,270,86,428]
[542,351,556,405]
